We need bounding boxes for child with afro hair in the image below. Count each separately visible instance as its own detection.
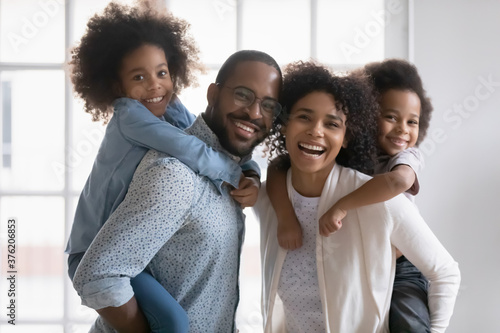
[66,1,259,332]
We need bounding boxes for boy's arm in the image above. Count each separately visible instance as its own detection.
[319,164,416,236]
[114,97,242,189]
[267,159,302,250]
[336,164,415,210]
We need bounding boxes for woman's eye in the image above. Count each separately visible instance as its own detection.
[327,122,339,128]
[133,75,144,81]
[409,120,419,125]
[385,115,396,121]
[158,70,168,77]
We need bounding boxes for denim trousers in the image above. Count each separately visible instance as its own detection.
[389,255,431,333]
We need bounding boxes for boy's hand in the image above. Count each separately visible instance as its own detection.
[231,174,260,208]
[278,220,303,250]
[319,204,346,236]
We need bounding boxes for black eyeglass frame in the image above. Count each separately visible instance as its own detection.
[217,84,282,118]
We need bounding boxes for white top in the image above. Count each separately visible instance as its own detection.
[255,164,460,333]
[278,188,324,333]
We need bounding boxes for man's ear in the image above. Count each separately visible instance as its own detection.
[207,83,219,107]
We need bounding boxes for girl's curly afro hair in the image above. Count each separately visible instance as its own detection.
[266,61,378,175]
[69,0,203,122]
[364,59,433,145]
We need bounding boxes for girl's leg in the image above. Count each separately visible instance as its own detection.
[131,271,189,333]
[67,252,85,281]
[389,256,431,333]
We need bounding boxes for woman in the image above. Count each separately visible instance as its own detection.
[255,61,460,333]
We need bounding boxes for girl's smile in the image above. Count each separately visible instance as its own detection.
[119,44,174,117]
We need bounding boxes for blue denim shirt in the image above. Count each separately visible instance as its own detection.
[65,96,259,255]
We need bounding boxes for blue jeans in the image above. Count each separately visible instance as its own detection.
[68,253,189,333]
[389,256,431,333]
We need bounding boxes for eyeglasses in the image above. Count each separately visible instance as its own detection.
[220,85,282,117]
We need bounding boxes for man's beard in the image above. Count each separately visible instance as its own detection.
[210,105,268,158]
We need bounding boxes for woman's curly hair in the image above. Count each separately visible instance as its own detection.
[69,0,203,122]
[266,61,378,175]
[364,59,433,145]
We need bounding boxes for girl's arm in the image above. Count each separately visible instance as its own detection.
[319,164,416,236]
[115,97,243,189]
[267,158,302,250]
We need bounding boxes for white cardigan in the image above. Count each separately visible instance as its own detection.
[254,164,460,333]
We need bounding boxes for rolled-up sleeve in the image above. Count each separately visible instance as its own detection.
[73,152,195,310]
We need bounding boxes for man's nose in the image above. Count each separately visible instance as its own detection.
[246,100,263,120]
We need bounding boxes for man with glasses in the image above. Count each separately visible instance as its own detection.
[72,50,282,333]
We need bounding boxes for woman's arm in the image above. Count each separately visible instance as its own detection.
[388,196,461,333]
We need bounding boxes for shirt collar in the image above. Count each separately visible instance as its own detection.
[185,115,249,164]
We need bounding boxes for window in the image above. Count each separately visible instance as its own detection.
[0,1,410,331]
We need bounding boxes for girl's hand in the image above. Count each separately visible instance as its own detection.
[231,174,260,208]
[277,218,303,250]
[319,204,346,236]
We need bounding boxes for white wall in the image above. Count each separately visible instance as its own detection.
[413,1,500,331]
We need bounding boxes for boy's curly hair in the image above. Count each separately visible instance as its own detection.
[69,0,203,122]
[364,59,433,145]
[266,61,378,175]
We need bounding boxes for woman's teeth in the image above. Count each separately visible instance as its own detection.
[299,143,324,151]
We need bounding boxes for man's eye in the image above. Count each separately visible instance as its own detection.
[261,100,276,112]
[235,90,253,102]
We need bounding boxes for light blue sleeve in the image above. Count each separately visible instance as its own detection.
[163,94,196,130]
[113,97,242,189]
[241,159,261,178]
[73,157,195,309]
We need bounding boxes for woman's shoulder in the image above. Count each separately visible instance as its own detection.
[335,164,373,188]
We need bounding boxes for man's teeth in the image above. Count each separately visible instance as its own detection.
[145,96,163,103]
[235,121,255,133]
[299,143,324,151]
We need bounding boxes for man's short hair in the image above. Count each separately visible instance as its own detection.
[215,50,282,89]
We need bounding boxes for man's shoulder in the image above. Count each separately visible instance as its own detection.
[134,149,198,185]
